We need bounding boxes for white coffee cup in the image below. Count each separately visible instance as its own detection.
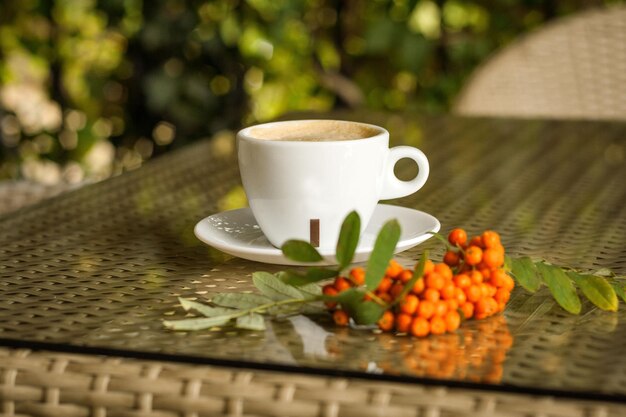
[237,120,429,249]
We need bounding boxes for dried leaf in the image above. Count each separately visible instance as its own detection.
[365,219,401,290]
[510,257,542,292]
[236,314,266,331]
[536,262,581,314]
[336,211,361,270]
[281,240,323,262]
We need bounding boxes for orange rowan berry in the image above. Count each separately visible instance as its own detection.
[480,283,492,298]
[443,250,460,267]
[469,236,485,248]
[396,313,412,333]
[455,287,467,304]
[425,272,445,290]
[465,285,482,302]
[410,317,430,337]
[445,310,461,332]
[386,260,403,279]
[434,263,453,281]
[349,267,365,286]
[424,288,441,302]
[400,294,419,315]
[475,297,498,319]
[470,270,484,285]
[464,246,483,266]
[334,277,352,292]
[417,300,435,319]
[447,299,459,311]
[453,273,471,289]
[480,267,492,280]
[333,309,349,326]
[377,310,395,331]
[423,259,435,275]
[441,282,456,300]
[461,302,474,319]
[495,288,511,305]
[481,230,501,249]
[322,284,338,309]
[377,276,393,293]
[411,278,425,294]
[390,282,405,299]
[448,228,468,246]
[398,269,413,283]
[483,248,504,268]
[502,273,515,292]
[430,316,447,335]
[434,300,449,317]
[490,269,507,287]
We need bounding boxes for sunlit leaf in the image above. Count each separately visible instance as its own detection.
[568,272,618,312]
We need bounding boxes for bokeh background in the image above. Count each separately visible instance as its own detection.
[0,0,622,185]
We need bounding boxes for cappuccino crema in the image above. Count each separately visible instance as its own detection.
[247,120,379,142]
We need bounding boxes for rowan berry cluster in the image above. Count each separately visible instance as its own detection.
[323,229,515,337]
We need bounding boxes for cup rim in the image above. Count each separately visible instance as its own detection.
[237,119,388,144]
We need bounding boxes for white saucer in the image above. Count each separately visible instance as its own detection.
[194,204,440,266]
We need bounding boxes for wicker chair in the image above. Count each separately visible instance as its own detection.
[454,5,626,120]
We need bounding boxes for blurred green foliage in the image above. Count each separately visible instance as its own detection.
[0,0,622,183]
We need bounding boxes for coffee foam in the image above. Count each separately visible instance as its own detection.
[247,120,379,142]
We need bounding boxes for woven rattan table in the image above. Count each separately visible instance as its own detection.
[1,112,625,417]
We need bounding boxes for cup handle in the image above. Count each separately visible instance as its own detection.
[380,146,429,200]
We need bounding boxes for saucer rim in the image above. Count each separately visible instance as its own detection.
[194,204,440,264]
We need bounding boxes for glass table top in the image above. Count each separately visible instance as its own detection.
[1,113,625,402]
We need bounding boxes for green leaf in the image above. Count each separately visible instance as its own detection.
[235,314,266,331]
[536,262,581,314]
[296,282,323,297]
[211,293,273,309]
[163,315,233,331]
[336,211,361,270]
[568,272,618,312]
[281,240,323,262]
[353,301,386,325]
[510,257,542,292]
[611,282,626,303]
[178,297,237,317]
[394,251,428,305]
[365,219,401,290]
[279,268,337,286]
[253,271,306,301]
